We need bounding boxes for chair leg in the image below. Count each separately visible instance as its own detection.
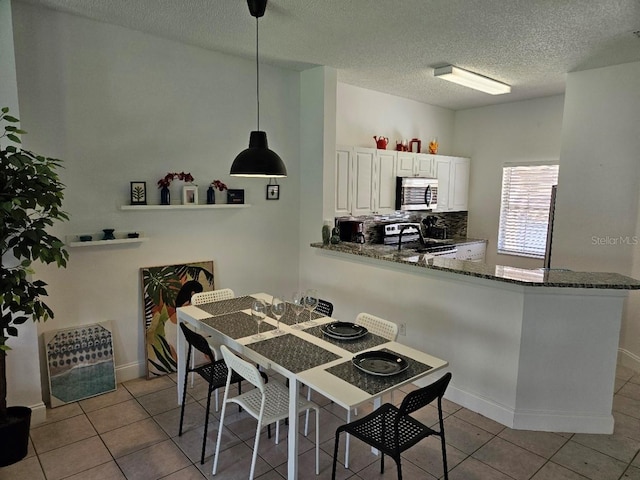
[249,419,262,480]
[380,452,384,473]
[396,457,403,480]
[178,357,190,436]
[440,433,449,480]
[331,430,341,480]
[212,396,228,475]
[200,386,214,464]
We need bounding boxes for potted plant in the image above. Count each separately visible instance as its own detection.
[157,171,195,205]
[0,107,69,466]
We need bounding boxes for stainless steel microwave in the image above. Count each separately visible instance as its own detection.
[395,177,438,211]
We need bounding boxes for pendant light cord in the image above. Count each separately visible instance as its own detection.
[256,14,260,131]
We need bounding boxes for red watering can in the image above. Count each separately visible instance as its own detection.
[373,136,389,149]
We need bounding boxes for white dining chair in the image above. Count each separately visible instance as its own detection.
[341,312,399,468]
[354,312,399,341]
[213,345,320,479]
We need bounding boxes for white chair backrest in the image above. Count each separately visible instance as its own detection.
[220,345,265,392]
[355,312,398,341]
[191,288,235,305]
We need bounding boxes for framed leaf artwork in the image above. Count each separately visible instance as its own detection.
[141,261,214,378]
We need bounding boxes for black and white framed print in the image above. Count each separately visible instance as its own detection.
[130,181,147,205]
[266,184,280,200]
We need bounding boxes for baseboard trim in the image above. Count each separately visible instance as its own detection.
[446,384,615,434]
[618,348,640,372]
[29,402,47,426]
[115,361,146,384]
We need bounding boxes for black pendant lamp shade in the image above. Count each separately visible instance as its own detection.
[230,131,287,177]
[230,0,287,178]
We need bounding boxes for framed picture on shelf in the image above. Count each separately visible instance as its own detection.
[266,184,280,200]
[130,181,147,205]
[182,185,198,205]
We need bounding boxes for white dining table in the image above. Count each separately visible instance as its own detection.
[176,293,448,480]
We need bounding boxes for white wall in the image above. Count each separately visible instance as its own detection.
[1,0,46,423]
[336,83,455,153]
[11,2,302,385]
[551,62,640,370]
[453,95,565,268]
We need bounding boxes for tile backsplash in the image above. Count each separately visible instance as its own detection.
[335,211,468,244]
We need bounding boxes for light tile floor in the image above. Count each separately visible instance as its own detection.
[2,366,640,480]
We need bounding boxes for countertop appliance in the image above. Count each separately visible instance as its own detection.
[422,215,448,239]
[395,177,438,211]
[383,223,457,258]
[339,219,365,243]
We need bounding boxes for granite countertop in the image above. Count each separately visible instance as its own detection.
[310,242,640,289]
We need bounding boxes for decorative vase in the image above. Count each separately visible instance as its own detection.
[206,186,215,204]
[160,186,170,205]
[102,229,115,240]
[322,224,331,245]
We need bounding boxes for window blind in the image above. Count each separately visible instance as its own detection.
[498,164,559,258]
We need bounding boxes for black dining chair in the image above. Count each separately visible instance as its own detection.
[331,372,452,480]
[178,322,269,464]
[316,298,334,317]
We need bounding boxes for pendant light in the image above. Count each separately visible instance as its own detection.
[230,0,287,178]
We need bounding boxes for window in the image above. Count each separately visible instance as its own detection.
[498,164,559,258]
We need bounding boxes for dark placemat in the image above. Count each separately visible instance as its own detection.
[246,334,340,373]
[304,325,389,353]
[197,296,256,317]
[196,295,255,315]
[325,348,433,396]
[200,311,275,339]
[276,304,325,326]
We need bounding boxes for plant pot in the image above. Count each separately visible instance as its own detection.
[0,406,32,467]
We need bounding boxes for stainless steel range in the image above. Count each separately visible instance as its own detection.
[382,223,458,258]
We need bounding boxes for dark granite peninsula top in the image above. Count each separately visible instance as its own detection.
[310,242,640,289]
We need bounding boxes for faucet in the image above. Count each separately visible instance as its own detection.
[398,223,426,251]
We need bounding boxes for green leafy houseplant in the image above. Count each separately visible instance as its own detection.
[0,107,69,465]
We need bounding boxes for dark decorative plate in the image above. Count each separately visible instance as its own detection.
[352,351,409,376]
[321,322,368,340]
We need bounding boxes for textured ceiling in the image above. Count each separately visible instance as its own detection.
[17,0,640,110]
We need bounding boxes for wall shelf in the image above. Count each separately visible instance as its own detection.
[66,232,148,248]
[120,204,251,211]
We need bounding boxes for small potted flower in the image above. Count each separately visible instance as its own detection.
[157,171,195,205]
[207,179,227,204]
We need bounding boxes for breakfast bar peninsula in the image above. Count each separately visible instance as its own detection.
[310,242,640,434]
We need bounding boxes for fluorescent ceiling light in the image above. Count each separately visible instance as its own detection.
[434,65,511,95]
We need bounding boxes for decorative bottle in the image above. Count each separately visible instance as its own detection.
[206,185,215,204]
[160,186,170,205]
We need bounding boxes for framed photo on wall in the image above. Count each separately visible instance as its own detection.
[130,181,147,205]
[266,184,280,200]
[182,185,198,205]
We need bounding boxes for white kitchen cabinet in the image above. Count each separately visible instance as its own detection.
[396,152,434,177]
[375,150,397,213]
[434,155,470,212]
[334,146,397,216]
[352,148,375,216]
[455,241,487,262]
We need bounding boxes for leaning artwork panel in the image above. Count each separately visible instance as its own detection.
[45,321,117,407]
[141,261,215,378]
